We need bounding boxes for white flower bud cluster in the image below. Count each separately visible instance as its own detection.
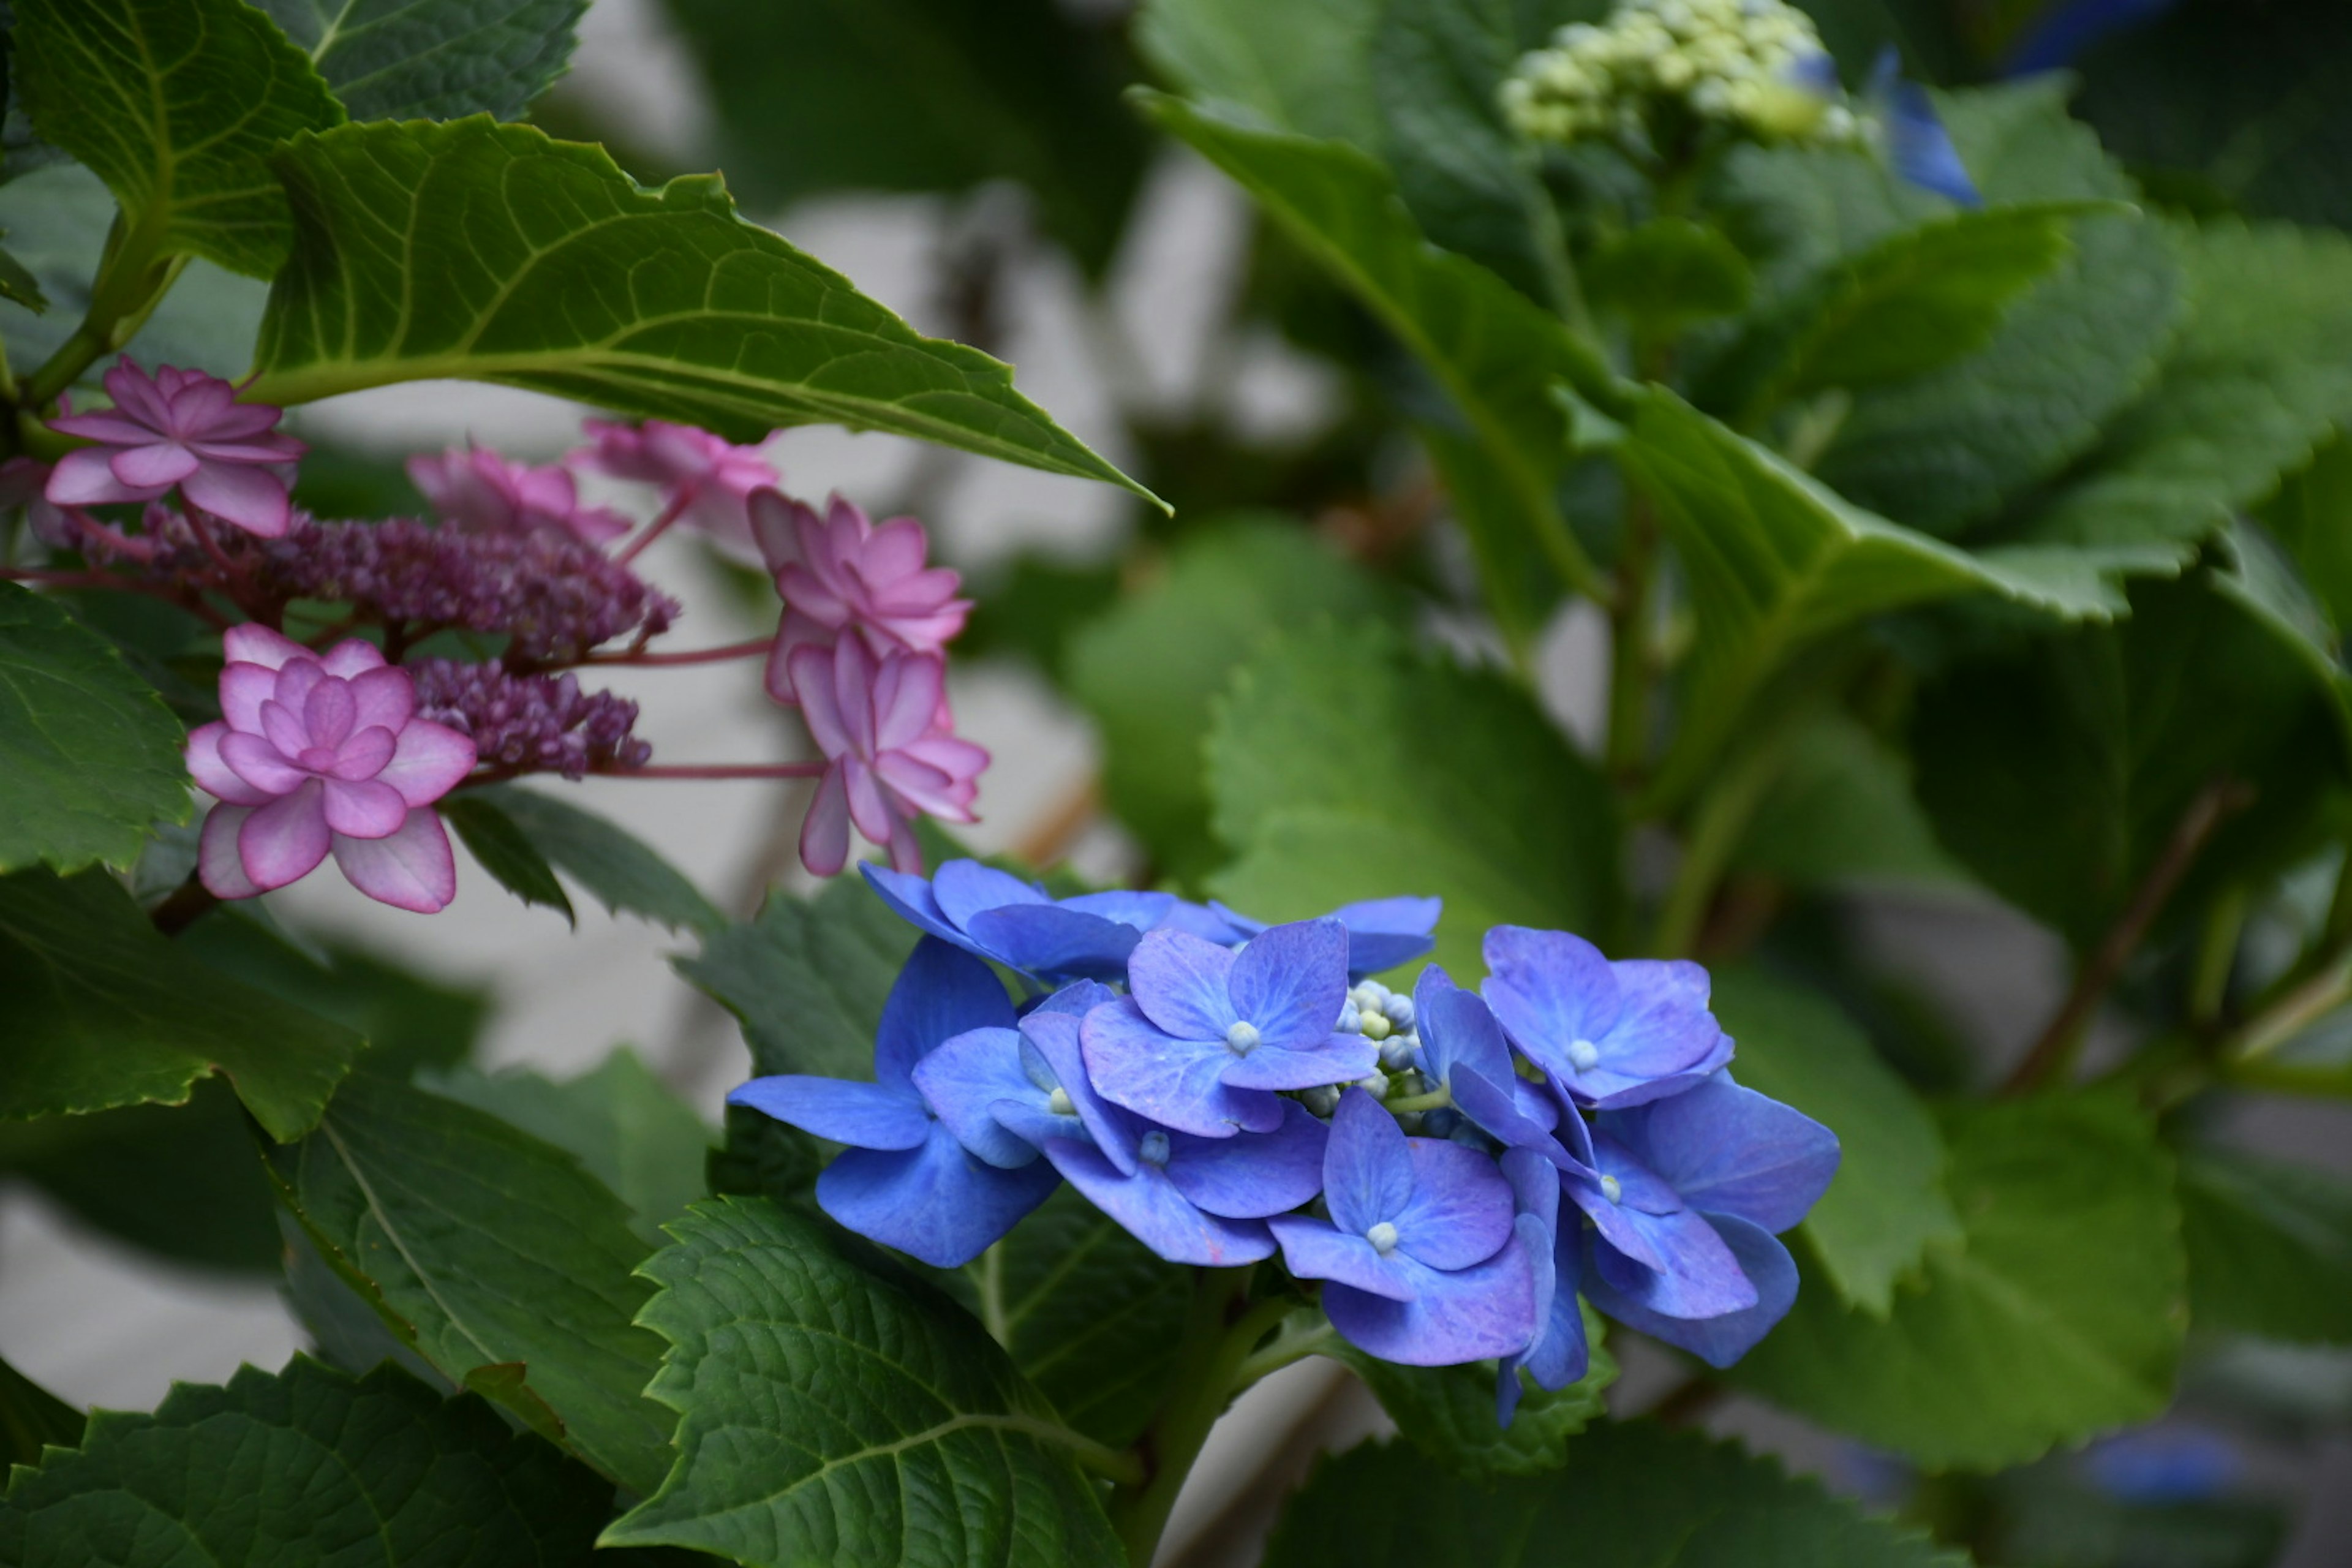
[1500,0,1858,153]
[1337,979,1422,1072]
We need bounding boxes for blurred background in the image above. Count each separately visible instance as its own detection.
[6,0,2351,1562]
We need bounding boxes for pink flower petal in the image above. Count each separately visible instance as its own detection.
[219,662,280,731]
[46,448,165,507]
[198,804,262,899]
[186,722,276,806]
[748,488,801,575]
[377,719,477,807]
[221,729,310,796]
[258,698,309,759]
[831,637,878,756]
[323,775,409,838]
[791,644,853,758]
[272,660,326,715]
[303,679,356,748]
[222,624,310,673]
[799,763,851,875]
[333,809,458,912]
[863,518,931,581]
[872,653,944,752]
[102,358,173,428]
[886,815,924,874]
[843,756,894,845]
[110,442,200,489]
[319,639,388,679]
[238,780,332,889]
[188,433,306,464]
[195,401,288,440]
[45,412,156,445]
[181,461,292,538]
[345,665,413,731]
[332,725,397,780]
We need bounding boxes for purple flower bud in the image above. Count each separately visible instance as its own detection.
[410,658,652,780]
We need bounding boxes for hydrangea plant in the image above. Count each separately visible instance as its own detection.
[6,0,2352,1565]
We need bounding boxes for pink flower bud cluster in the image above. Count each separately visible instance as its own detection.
[750,489,985,876]
[410,658,652,780]
[407,447,631,546]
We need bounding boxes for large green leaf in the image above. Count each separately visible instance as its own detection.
[2013,221,2352,559]
[961,1188,1191,1452]
[476,783,725,932]
[0,1359,81,1471]
[1134,0,1381,148]
[265,1063,673,1494]
[1617,390,2126,805]
[424,1047,714,1251]
[662,0,1147,276]
[0,1357,612,1567]
[1911,571,2348,951]
[254,0,586,121]
[14,0,342,278]
[1065,519,1389,882]
[1207,620,1618,982]
[1336,1302,1617,1482]
[1709,968,1961,1316]
[1728,709,1969,890]
[1137,89,1614,596]
[2260,435,2352,641]
[0,869,360,1140]
[2178,1147,2352,1345]
[0,584,189,875]
[440,792,576,924]
[1729,1095,2186,1470]
[1262,1423,1961,1568]
[244,117,1158,505]
[676,873,918,1079]
[601,1196,1124,1566]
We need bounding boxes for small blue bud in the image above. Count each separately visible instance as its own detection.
[1139,1130,1172,1166]
[1384,995,1415,1030]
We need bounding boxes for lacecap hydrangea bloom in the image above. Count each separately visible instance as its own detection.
[47,360,306,538]
[729,868,1839,1422]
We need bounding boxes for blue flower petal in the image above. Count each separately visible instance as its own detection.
[1157,899,1249,944]
[1267,1213,1418,1302]
[1871,48,1980,206]
[1081,995,1283,1137]
[932,858,1048,927]
[860,864,968,949]
[875,937,1016,1087]
[1060,889,1178,930]
[1046,1139,1275,1266]
[1395,1138,1517,1271]
[1020,1006,1142,1173]
[1482,927,1622,1073]
[910,1026,1044,1169]
[1227,918,1351,1049]
[1322,1087,1415,1237]
[1324,1240,1537,1366]
[1587,1191,1759,1322]
[990,1097,1090,1152]
[967,904,1142,981]
[1126,927,1241,1040]
[1602,1072,1839,1234]
[1585,1212,1794,1368]
[1163,1100,1328,1218]
[816,1125,1060,1268]
[728,1074,929,1150]
[1219,1035,1380,1092]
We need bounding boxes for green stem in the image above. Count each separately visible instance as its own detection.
[1106,1271,1289,1567]
[1650,730,1789,959]
[20,206,182,412]
[1232,1317,1338,1388]
[2226,956,2352,1065]
[1383,1085,1452,1115]
[2189,884,2248,1028]
[2220,1058,2352,1100]
[1605,494,1659,785]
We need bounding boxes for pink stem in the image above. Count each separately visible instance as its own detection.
[612,762,827,780]
[579,635,774,667]
[615,487,696,567]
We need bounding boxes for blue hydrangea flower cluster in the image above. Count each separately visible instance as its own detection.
[731,861,1841,1422]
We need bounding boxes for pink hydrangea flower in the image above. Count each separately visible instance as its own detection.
[408,445,630,546]
[46,359,306,538]
[0,457,72,548]
[573,418,778,552]
[187,625,478,913]
[790,636,987,876]
[753,489,971,704]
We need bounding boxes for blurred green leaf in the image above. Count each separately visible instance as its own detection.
[1067,519,1389,881]
[2178,1147,2352,1344]
[266,1063,673,1493]
[675,873,917,1079]
[2260,435,2352,640]
[440,794,577,925]
[1730,1094,2185,1470]
[0,869,360,1140]
[16,0,342,277]
[663,0,1145,275]
[1711,968,1962,1316]
[0,238,43,311]
[1262,1421,1962,1568]
[1136,0,1381,146]
[1336,1301,1617,1480]
[0,584,190,876]
[424,1049,713,1251]
[601,1196,1122,1565]
[473,785,723,933]
[1731,709,1969,889]
[0,1355,80,1471]
[247,118,1160,508]
[1207,620,1616,982]
[1586,217,1754,336]
[254,0,586,121]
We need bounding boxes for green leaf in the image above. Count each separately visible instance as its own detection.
[0,1355,81,1471]
[967,1188,1192,1450]
[440,793,576,925]
[0,584,189,876]
[1262,1423,1962,1568]
[1616,390,2128,806]
[1066,519,1390,881]
[1417,421,1569,650]
[1911,571,2349,951]
[0,1357,612,1566]
[1716,203,2087,424]
[246,118,1158,506]
[1135,0,1382,148]
[253,0,587,121]
[1709,969,1961,1316]
[473,783,723,932]
[2015,221,2352,559]
[0,869,361,1140]
[676,873,918,1079]
[663,0,1146,276]
[1728,1094,2186,1470]
[1586,217,1754,336]
[15,0,343,278]
[264,1062,674,1493]
[1729,709,1969,890]
[2260,434,2352,639]
[1207,619,1618,983]
[1336,1302,1617,1481]
[0,238,44,311]
[2178,1147,2352,1345]
[1136,88,1611,596]
[601,1196,1123,1566]
[423,1048,714,1251]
